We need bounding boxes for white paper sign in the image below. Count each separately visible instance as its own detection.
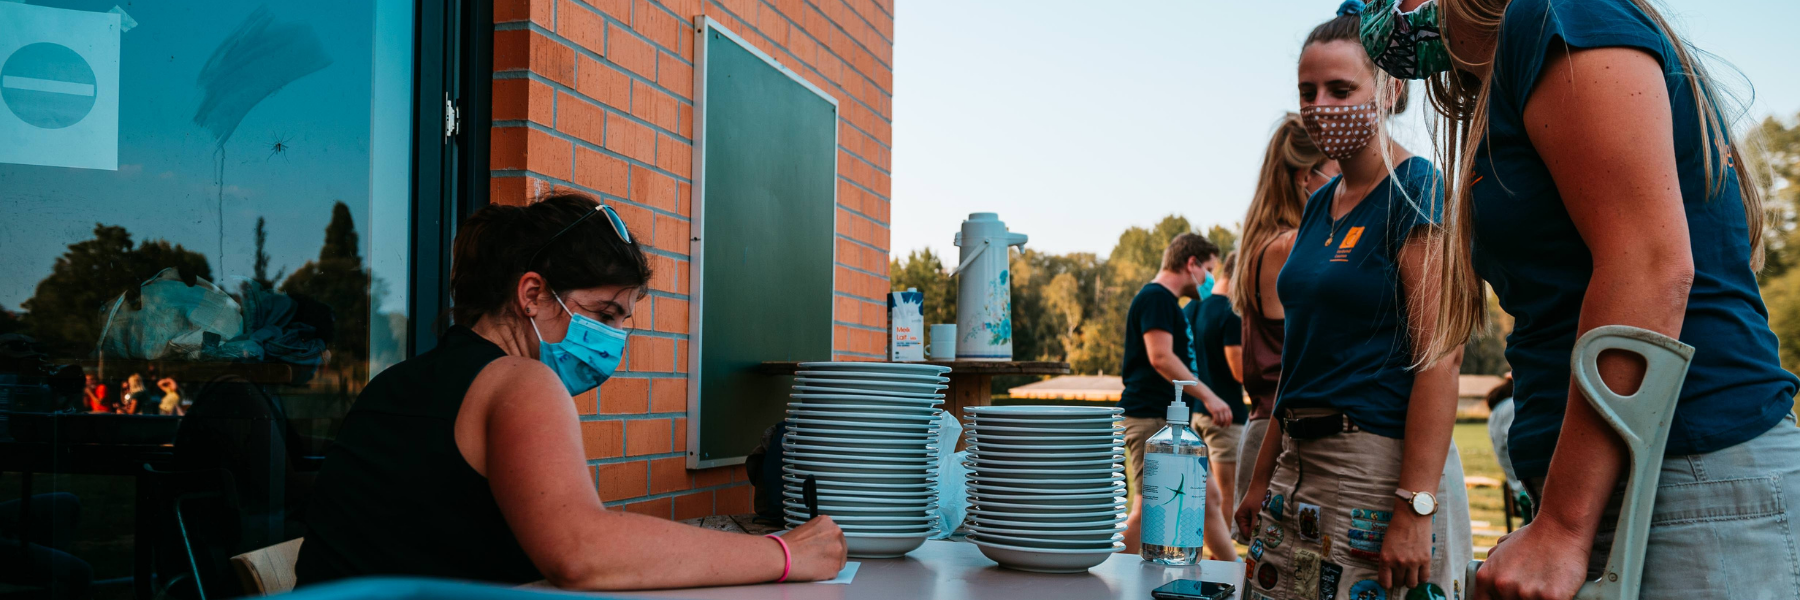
[0,2,121,170]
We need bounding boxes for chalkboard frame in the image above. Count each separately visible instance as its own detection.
[685,16,840,468]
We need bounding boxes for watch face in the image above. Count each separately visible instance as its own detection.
[1413,492,1436,515]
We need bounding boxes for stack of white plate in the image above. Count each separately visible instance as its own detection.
[782,361,952,558]
[963,405,1127,573]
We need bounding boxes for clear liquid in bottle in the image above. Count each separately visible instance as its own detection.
[1140,381,1209,565]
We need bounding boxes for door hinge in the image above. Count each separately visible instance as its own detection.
[444,93,461,141]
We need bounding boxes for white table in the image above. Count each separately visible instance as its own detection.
[602,540,1245,600]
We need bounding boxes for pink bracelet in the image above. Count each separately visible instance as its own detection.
[764,534,791,582]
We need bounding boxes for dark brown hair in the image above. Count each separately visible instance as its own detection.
[450,193,652,326]
[1218,250,1238,280]
[1305,9,1410,115]
[1161,233,1220,272]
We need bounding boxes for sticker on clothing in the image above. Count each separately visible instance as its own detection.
[1294,549,1321,600]
[1346,507,1391,561]
[1297,502,1323,542]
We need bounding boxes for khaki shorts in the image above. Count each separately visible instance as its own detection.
[1234,418,1271,511]
[1122,416,1165,496]
[1246,409,1471,600]
[1190,411,1243,465]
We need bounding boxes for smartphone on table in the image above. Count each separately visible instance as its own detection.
[1151,579,1235,600]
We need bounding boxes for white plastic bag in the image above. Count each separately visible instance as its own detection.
[930,411,966,539]
[98,268,244,360]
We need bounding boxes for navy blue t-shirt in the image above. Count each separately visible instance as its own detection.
[1275,157,1444,438]
[1186,295,1247,424]
[1473,0,1798,479]
[1120,283,1193,419]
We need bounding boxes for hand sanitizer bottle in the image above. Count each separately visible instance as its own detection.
[1140,380,1209,565]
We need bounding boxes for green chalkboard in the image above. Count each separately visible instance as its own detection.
[686,19,838,467]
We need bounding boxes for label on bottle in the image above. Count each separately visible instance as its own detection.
[1141,452,1209,547]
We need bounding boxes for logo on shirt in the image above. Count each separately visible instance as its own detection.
[1331,226,1364,262]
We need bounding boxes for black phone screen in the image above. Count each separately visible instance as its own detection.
[1151,579,1234,600]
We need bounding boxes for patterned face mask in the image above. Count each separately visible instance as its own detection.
[1360,0,1453,80]
[1301,102,1380,161]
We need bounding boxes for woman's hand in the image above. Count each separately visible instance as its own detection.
[1233,479,1267,543]
[1378,509,1432,589]
[1199,388,1234,427]
[778,516,848,582]
[1473,520,1591,600]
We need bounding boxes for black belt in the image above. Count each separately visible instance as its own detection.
[1280,410,1359,440]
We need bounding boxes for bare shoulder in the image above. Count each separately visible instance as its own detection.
[1267,230,1298,260]
[468,356,567,415]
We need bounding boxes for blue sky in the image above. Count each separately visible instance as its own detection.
[890,0,1800,262]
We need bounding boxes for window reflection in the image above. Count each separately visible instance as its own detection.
[0,1,412,597]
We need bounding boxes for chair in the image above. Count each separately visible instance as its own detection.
[231,537,303,595]
[142,465,243,600]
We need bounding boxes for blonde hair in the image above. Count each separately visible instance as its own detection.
[1231,114,1328,317]
[1417,0,1762,366]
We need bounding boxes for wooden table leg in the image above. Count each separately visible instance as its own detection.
[946,374,997,451]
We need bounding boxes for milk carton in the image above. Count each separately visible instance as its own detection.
[888,288,925,361]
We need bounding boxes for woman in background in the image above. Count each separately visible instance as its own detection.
[1233,4,1470,598]
[1227,113,1336,533]
[1365,0,1800,596]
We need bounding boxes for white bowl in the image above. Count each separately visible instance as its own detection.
[966,487,1124,502]
[968,480,1125,496]
[844,531,933,558]
[783,490,936,506]
[785,512,936,526]
[969,506,1128,521]
[971,539,1123,574]
[969,531,1122,550]
[784,506,933,521]
[796,520,938,533]
[786,432,941,448]
[781,474,934,493]
[789,394,944,407]
[786,458,937,474]
[787,409,939,423]
[784,442,937,457]
[964,406,1123,418]
[782,465,937,485]
[787,417,941,433]
[792,385,947,399]
[786,452,937,466]
[796,377,949,393]
[966,465,1124,479]
[796,370,950,383]
[784,502,935,515]
[965,416,1120,428]
[798,362,952,376]
[968,448,1125,460]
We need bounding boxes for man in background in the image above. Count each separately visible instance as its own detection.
[1119,233,1234,558]
[1185,250,1246,536]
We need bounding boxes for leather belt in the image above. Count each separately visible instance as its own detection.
[1280,410,1359,440]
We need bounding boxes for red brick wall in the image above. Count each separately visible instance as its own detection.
[489,0,894,520]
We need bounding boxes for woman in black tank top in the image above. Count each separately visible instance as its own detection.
[297,193,846,589]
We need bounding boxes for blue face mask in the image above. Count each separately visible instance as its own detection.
[531,292,628,396]
[1197,271,1215,302]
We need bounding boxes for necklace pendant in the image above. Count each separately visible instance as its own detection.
[1324,236,1332,246]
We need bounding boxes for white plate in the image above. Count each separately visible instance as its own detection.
[971,513,1127,529]
[798,362,952,376]
[968,447,1124,459]
[796,370,950,383]
[786,417,941,432]
[786,458,937,472]
[965,434,1125,445]
[786,409,940,423]
[784,512,936,525]
[796,377,949,392]
[965,465,1124,479]
[970,499,1126,513]
[781,474,933,493]
[969,508,1127,523]
[788,394,944,407]
[969,531,1122,550]
[967,485,1124,500]
[967,455,1122,468]
[788,520,938,533]
[782,489,935,504]
[845,531,932,559]
[785,433,941,448]
[788,402,941,415]
[782,466,937,484]
[785,451,937,465]
[783,500,935,514]
[964,405,1123,417]
[971,539,1122,574]
[966,424,1126,436]
[968,480,1125,496]
[968,493,1125,507]
[965,415,1120,425]
[783,442,937,457]
[969,473,1124,489]
[792,385,947,399]
[967,522,1127,540]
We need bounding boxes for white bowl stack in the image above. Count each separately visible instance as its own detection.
[963,405,1127,573]
[781,361,952,558]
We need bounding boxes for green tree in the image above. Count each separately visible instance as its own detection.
[1206,223,1239,259]
[1067,215,1196,375]
[1749,112,1800,376]
[888,248,957,330]
[282,202,371,371]
[21,224,212,358]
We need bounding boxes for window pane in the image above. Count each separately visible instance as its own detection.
[0,1,413,595]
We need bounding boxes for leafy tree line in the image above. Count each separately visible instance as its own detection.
[1749,111,1800,375]
[892,216,1513,384]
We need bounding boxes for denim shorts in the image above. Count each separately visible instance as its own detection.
[1577,415,1800,599]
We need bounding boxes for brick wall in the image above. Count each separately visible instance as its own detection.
[489,0,894,520]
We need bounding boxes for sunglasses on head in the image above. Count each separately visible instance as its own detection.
[526,203,633,268]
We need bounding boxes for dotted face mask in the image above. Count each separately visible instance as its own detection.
[1300,102,1380,161]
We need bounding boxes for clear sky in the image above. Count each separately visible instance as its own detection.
[890,0,1800,262]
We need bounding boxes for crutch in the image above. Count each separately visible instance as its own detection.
[1465,325,1694,600]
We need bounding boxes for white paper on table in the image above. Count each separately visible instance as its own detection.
[815,562,858,585]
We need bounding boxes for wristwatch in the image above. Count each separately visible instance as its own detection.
[1395,489,1438,516]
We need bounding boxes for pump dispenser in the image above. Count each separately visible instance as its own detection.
[1140,380,1210,565]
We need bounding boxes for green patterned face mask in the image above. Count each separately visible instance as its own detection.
[1360,0,1453,79]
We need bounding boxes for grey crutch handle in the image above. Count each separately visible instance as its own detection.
[1465,325,1693,600]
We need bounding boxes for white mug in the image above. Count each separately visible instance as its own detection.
[929,324,957,360]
